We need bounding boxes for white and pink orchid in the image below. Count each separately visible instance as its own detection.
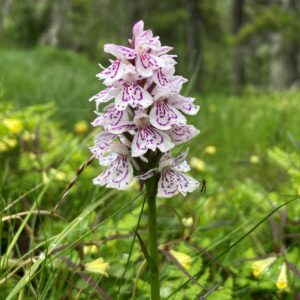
[90,20,200,198]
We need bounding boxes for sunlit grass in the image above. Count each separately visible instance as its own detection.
[1,47,300,299]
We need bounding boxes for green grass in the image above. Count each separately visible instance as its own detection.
[0,46,102,126]
[1,47,300,299]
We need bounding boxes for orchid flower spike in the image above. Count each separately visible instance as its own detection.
[90,20,200,198]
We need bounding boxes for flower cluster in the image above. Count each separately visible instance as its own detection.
[251,257,288,290]
[90,20,200,197]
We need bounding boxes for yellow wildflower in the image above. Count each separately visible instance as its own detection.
[84,258,109,276]
[0,138,17,152]
[205,146,216,155]
[83,244,98,255]
[252,256,276,277]
[3,118,22,134]
[23,131,35,141]
[250,155,260,164]
[42,172,49,185]
[0,141,8,152]
[182,217,193,227]
[49,168,67,181]
[190,157,205,172]
[74,120,88,134]
[6,139,17,148]
[276,263,288,290]
[169,250,192,270]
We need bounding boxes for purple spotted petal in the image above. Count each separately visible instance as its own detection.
[149,100,186,130]
[133,20,144,37]
[168,125,200,145]
[136,168,159,181]
[169,95,200,115]
[131,124,174,157]
[115,82,153,110]
[152,69,169,87]
[89,87,114,109]
[151,46,173,56]
[91,104,135,134]
[93,155,133,190]
[99,152,118,166]
[97,60,126,85]
[173,161,191,172]
[158,148,189,171]
[157,169,199,198]
[136,53,164,77]
[104,44,136,60]
[89,132,116,159]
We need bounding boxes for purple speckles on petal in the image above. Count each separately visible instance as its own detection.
[132,121,174,157]
[116,82,152,109]
[93,154,133,190]
[153,69,169,87]
[168,125,200,144]
[157,169,199,198]
[149,100,186,130]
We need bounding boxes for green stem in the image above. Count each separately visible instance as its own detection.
[145,176,160,300]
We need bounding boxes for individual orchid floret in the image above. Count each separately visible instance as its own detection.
[148,95,199,131]
[149,99,187,130]
[113,81,153,111]
[137,150,199,198]
[89,87,115,110]
[131,112,174,157]
[91,104,135,134]
[93,143,134,190]
[96,60,128,85]
[89,132,116,159]
[168,124,200,145]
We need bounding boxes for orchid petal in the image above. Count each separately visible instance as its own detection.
[169,95,200,115]
[104,44,136,60]
[152,69,169,87]
[136,168,159,181]
[133,20,144,38]
[168,125,200,144]
[151,46,173,56]
[157,170,199,198]
[136,53,164,77]
[89,87,113,109]
[97,60,126,85]
[93,155,133,190]
[91,105,135,134]
[115,82,153,110]
[89,132,116,158]
[149,100,186,130]
[131,125,174,157]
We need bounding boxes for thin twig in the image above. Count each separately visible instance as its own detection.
[50,155,95,215]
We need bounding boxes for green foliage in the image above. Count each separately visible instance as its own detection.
[230,6,300,45]
[1,33,300,298]
[0,47,100,126]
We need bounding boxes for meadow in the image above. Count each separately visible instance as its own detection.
[1,47,300,299]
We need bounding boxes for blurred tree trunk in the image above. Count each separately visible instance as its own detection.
[186,0,201,75]
[40,0,70,47]
[231,0,245,94]
[285,0,300,87]
[0,0,13,32]
[269,0,299,89]
[269,33,288,89]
